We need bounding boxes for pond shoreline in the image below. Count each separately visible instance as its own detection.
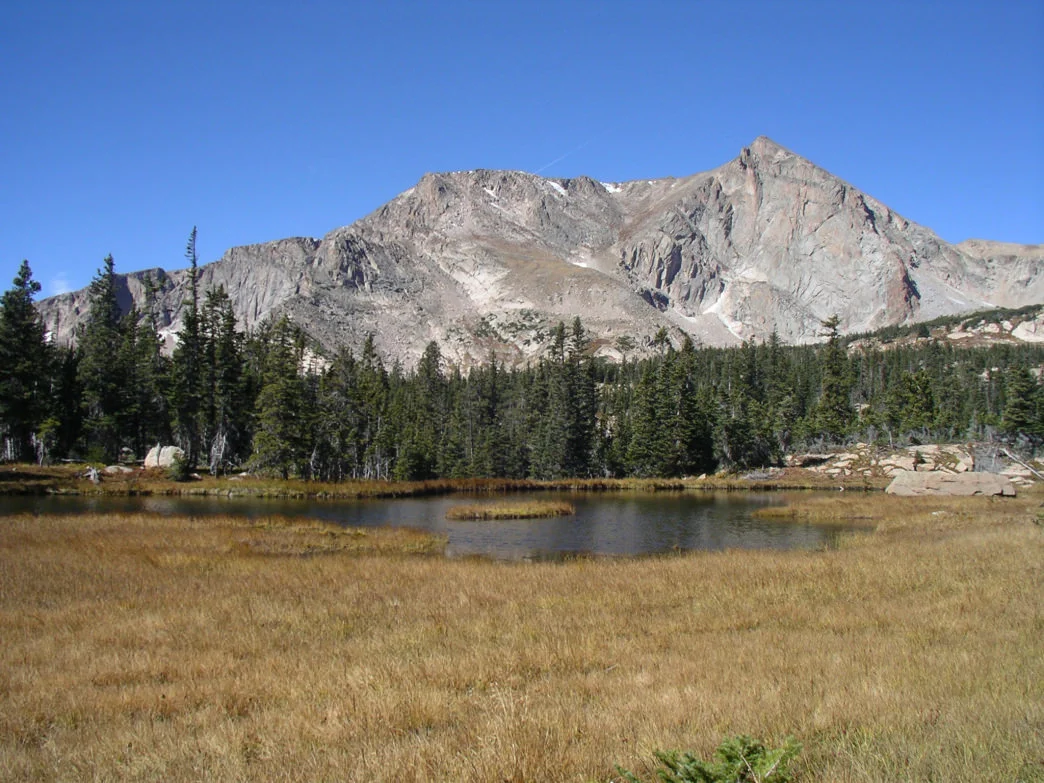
[0,463,886,499]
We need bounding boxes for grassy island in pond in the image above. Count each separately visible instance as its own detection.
[446,500,576,520]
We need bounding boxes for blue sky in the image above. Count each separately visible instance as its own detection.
[2,0,1041,298]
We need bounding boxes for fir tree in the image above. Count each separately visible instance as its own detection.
[200,286,246,472]
[1001,364,1041,440]
[171,227,203,466]
[0,261,51,461]
[250,317,309,478]
[77,255,125,462]
[814,315,853,442]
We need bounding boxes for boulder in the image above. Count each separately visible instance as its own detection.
[145,445,186,469]
[880,455,917,472]
[885,471,1015,497]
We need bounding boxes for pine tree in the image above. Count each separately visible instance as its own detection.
[0,261,52,461]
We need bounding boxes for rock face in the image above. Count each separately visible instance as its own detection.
[144,445,185,469]
[38,137,1043,367]
[885,471,1015,497]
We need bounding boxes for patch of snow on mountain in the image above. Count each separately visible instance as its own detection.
[601,182,622,194]
[547,181,567,198]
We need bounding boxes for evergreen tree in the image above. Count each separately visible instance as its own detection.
[672,340,716,475]
[0,261,52,461]
[171,227,203,466]
[116,302,167,460]
[814,315,853,442]
[77,255,126,462]
[250,317,309,478]
[48,345,82,460]
[625,365,661,476]
[358,334,391,479]
[1001,364,1041,440]
[565,317,597,476]
[531,324,572,479]
[200,285,247,472]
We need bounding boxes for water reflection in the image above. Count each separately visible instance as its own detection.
[0,491,848,560]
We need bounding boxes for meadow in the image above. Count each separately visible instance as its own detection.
[0,490,1040,781]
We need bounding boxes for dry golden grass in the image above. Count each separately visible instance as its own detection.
[446,500,576,520]
[1,492,1041,782]
[0,462,884,499]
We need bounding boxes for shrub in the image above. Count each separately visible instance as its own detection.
[617,735,802,783]
[167,452,193,482]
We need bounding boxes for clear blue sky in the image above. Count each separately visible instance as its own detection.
[2,0,1041,298]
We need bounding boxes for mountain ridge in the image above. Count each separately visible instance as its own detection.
[38,137,1043,366]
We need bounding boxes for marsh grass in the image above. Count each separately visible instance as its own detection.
[446,500,576,520]
[1,492,1041,781]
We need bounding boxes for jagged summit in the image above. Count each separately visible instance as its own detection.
[39,139,1043,367]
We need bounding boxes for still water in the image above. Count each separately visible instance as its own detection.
[1,491,849,560]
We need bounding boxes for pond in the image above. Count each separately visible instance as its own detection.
[0,491,851,560]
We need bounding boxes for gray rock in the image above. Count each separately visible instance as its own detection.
[144,445,186,469]
[880,456,917,472]
[885,471,1015,497]
[37,137,1044,368]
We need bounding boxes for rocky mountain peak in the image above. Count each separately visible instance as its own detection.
[37,137,1042,368]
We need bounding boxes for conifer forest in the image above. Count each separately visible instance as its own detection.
[2,246,1043,479]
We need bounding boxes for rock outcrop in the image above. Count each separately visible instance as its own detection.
[885,471,1015,497]
[144,445,185,469]
[38,137,1043,367]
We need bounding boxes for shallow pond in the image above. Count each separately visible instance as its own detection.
[0,491,850,560]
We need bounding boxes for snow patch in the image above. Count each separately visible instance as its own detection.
[600,182,622,194]
[547,181,567,198]
[483,187,497,200]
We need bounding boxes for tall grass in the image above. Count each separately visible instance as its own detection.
[446,500,576,520]
[0,492,1041,781]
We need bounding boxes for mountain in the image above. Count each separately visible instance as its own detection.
[38,137,1043,367]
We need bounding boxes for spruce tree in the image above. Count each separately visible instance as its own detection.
[250,317,308,478]
[200,285,246,472]
[77,255,125,462]
[1001,364,1041,441]
[814,315,853,442]
[0,261,51,461]
[171,227,203,466]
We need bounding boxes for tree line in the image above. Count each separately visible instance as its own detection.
[2,244,1044,477]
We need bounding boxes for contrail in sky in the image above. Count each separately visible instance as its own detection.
[534,138,596,174]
